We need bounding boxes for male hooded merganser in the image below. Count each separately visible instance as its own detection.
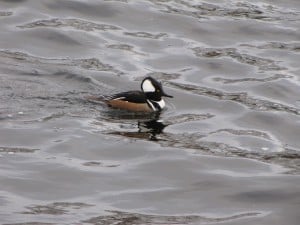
[106,76,173,112]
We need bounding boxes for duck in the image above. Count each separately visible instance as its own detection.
[105,76,173,112]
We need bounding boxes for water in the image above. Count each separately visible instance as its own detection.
[0,0,300,224]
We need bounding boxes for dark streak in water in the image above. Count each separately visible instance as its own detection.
[150,0,297,22]
[0,11,13,17]
[21,202,94,215]
[168,82,300,115]
[107,43,133,51]
[83,210,262,225]
[18,18,121,32]
[192,47,285,71]
[106,43,145,55]
[159,132,300,173]
[213,74,292,84]
[45,1,118,18]
[241,42,300,52]
[2,223,54,225]
[124,31,167,39]
[0,50,123,75]
[82,161,120,167]
[209,129,272,140]
[0,0,27,3]
[0,147,38,153]
[165,113,214,125]
[144,72,181,81]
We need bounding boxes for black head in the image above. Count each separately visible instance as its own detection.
[141,76,173,100]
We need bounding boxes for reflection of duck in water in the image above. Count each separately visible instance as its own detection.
[87,76,173,112]
[108,117,167,141]
[138,118,167,140]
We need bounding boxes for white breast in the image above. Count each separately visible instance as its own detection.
[146,99,165,111]
[156,99,165,109]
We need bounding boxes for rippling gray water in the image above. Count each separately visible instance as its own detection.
[1,0,300,224]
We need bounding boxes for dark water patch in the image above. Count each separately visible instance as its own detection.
[168,82,300,116]
[45,0,117,18]
[83,210,261,225]
[165,113,214,125]
[140,72,181,81]
[32,29,81,46]
[0,50,30,61]
[0,147,38,153]
[230,189,300,203]
[3,223,54,225]
[155,1,259,20]
[18,18,121,32]
[213,74,292,84]
[83,161,103,167]
[0,50,123,75]
[77,58,120,74]
[241,42,300,52]
[51,71,93,83]
[106,43,146,56]
[124,31,167,39]
[21,202,93,215]
[157,133,300,173]
[108,130,155,141]
[209,129,272,140]
[0,71,102,121]
[159,133,238,152]
[192,47,285,71]
[0,11,13,17]
[0,0,27,3]
[106,115,300,173]
[261,148,300,174]
[150,0,295,22]
[107,43,133,51]
[82,161,120,168]
[34,112,65,122]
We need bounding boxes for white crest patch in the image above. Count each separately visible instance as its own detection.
[142,79,155,92]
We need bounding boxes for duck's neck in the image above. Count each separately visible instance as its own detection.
[147,98,165,111]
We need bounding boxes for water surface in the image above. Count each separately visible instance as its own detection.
[0,0,300,224]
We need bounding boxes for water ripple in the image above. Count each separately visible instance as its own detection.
[0,11,13,17]
[18,18,121,32]
[0,50,123,75]
[192,47,285,71]
[241,42,300,52]
[213,74,292,84]
[21,202,93,215]
[124,31,167,39]
[83,210,262,225]
[169,82,300,115]
[0,147,38,153]
[149,0,299,21]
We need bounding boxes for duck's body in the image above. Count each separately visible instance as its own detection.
[106,77,173,112]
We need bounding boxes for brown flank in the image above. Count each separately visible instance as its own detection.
[107,99,153,112]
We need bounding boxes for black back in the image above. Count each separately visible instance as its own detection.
[110,91,147,103]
